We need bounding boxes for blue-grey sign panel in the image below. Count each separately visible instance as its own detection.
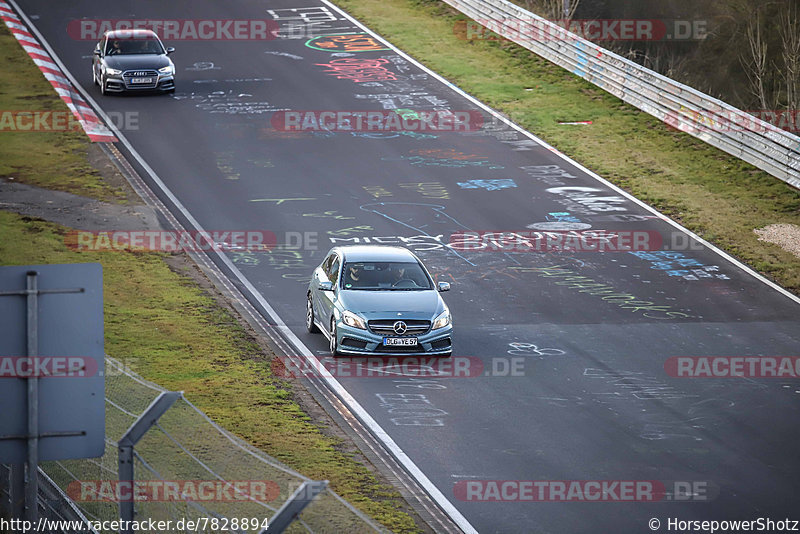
[0,263,105,462]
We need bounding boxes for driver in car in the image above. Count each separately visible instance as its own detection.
[390,266,406,283]
[390,266,421,287]
[346,265,362,287]
[107,40,122,55]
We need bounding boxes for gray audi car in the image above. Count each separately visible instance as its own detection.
[307,245,453,356]
[92,29,175,94]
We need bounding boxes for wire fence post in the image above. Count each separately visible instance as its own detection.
[263,480,328,533]
[117,391,181,534]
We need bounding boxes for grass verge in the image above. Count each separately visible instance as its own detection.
[0,27,127,202]
[0,213,416,531]
[0,23,419,534]
[332,0,800,295]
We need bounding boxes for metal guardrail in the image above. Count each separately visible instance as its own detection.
[443,0,800,190]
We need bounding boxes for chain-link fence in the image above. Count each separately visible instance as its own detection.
[3,356,388,533]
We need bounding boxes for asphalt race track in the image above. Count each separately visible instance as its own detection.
[15,0,800,531]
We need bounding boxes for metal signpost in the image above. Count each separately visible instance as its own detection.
[0,264,105,522]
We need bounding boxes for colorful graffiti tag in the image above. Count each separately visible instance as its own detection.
[306,33,389,52]
[315,58,398,83]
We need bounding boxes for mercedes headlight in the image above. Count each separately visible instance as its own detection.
[341,310,366,330]
[432,309,451,330]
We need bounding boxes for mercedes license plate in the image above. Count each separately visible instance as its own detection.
[383,337,418,346]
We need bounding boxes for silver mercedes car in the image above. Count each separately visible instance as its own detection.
[306,245,453,356]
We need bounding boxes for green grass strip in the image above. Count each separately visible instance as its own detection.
[0,27,127,201]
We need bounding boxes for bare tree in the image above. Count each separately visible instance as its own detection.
[778,3,800,111]
[521,0,580,25]
[740,9,770,110]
